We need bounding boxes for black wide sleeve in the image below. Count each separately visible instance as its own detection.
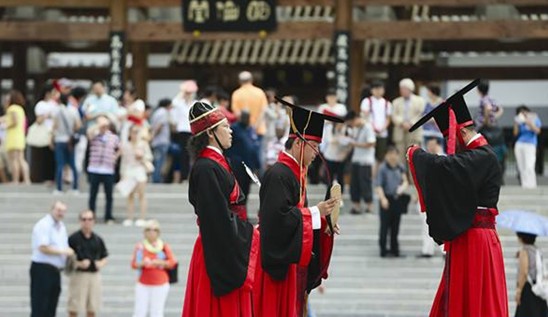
[409,146,494,241]
[259,165,314,281]
[190,161,254,296]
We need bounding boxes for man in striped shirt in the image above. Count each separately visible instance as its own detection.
[86,116,120,224]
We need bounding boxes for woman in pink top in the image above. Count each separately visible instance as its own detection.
[131,220,177,317]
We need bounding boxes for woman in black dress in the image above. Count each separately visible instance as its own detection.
[515,232,548,317]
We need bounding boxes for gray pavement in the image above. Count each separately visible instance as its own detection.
[1,183,548,316]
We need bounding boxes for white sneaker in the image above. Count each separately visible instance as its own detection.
[135,219,146,227]
[52,190,63,196]
[69,189,80,196]
[123,219,133,227]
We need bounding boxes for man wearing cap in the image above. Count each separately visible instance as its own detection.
[407,79,507,317]
[254,98,340,317]
[392,78,426,159]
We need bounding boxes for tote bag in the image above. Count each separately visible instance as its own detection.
[26,122,51,147]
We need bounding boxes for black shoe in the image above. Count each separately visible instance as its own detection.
[350,208,362,215]
[380,250,387,258]
[416,253,433,258]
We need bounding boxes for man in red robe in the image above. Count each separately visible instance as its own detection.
[253,98,341,317]
[407,79,508,317]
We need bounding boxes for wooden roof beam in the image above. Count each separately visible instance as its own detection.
[354,20,548,40]
[2,20,547,42]
[1,0,110,8]
[0,21,109,41]
[127,21,333,41]
[126,0,335,7]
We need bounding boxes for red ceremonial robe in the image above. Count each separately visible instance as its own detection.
[254,151,333,317]
[407,135,508,317]
[182,147,259,317]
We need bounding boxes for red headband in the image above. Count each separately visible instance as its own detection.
[288,133,322,143]
[190,108,227,136]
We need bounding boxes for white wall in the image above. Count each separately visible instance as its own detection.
[147,80,184,107]
[446,80,548,108]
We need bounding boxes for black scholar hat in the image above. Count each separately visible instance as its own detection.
[275,96,343,142]
[409,79,479,135]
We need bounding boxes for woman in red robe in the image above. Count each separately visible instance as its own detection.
[182,101,259,317]
[407,79,508,317]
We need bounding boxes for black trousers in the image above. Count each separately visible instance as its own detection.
[350,164,373,204]
[88,172,115,221]
[176,132,192,181]
[30,146,55,183]
[326,160,346,193]
[379,197,402,256]
[30,262,61,317]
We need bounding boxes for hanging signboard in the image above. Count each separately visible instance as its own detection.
[108,31,125,100]
[334,31,350,105]
[183,0,277,32]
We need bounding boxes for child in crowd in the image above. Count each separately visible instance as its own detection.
[375,146,409,257]
[349,112,376,214]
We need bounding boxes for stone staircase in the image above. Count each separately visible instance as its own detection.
[1,184,547,317]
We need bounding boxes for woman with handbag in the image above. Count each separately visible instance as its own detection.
[52,94,81,194]
[29,83,60,183]
[1,90,30,184]
[120,125,153,227]
[131,219,177,317]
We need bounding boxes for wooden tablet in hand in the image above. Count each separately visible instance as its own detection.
[330,183,342,226]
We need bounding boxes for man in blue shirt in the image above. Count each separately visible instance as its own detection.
[513,105,542,188]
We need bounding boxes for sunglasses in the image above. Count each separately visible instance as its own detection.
[145,228,159,232]
[80,217,94,222]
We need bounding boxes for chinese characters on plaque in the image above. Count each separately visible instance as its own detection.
[183,0,277,32]
[108,32,125,100]
[334,31,350,105]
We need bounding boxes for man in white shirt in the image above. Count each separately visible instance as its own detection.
[171,80,198,181]
[360,80,392,163]
[30,200,74,317]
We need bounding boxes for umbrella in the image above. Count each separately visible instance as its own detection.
[497,210,548,236]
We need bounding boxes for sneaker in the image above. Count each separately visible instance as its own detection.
[69,189,80,196]
[123,219,133,227]
[105,219,115,225]
[135,219,146,227]
[52,190,63,196]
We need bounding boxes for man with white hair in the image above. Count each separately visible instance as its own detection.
[231,71,268,139]
[171,80,198,181]
[391,78,426,159]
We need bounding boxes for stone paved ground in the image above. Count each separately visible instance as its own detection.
[1,183,547,317]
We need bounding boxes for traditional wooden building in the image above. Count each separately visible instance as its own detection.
[1,0,547,108]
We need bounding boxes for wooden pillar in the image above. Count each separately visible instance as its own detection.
[11,43,27,95]
[108,0,128,100]
[350,40,365,112]
[110,0,127,33]
[131,42,149,101]
[334,0,364,111]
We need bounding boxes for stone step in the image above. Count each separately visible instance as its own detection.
[0,184,545,317]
